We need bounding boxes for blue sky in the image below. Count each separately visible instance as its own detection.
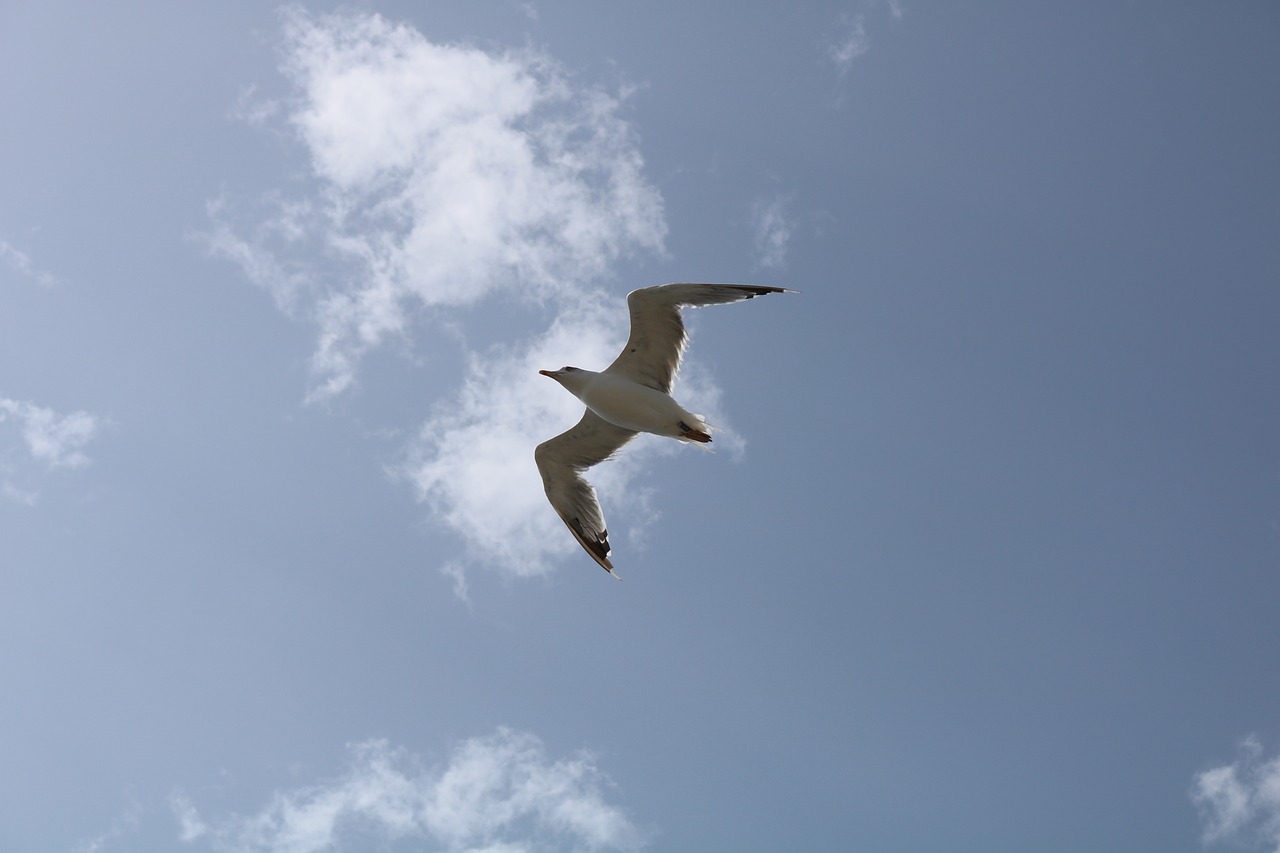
[3,2,1279,851]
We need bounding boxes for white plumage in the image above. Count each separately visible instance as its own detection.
[535,282,791,575]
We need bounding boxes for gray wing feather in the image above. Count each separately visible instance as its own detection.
[535,409,638,572]
[603,283,788,393]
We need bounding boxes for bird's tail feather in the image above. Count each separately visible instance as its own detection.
[676,414,716,449]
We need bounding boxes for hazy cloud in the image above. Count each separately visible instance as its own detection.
[2,481,39,506]
[1192,735,1280,852]
[0,237,59,286]
[172,727,645,852]
[750,194,794,270]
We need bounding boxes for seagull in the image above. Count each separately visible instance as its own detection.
[535,282,791,575]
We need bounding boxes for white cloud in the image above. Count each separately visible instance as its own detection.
[750,194,794,271]
[0,398,101,469]
[172,728,645,853]
[1192,735,1280,852]
[0,237,59,286]
[206,7,665,400]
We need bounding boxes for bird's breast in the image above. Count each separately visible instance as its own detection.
[580,374,684,436]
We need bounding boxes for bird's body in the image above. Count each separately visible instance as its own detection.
[548,368,711,441]
[536,282,792,574]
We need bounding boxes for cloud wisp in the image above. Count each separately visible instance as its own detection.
[1192,735,1280,852]
[171,727,645,853]
[828,14,870,76]
[0,237,59,286]
[1,397,102,503]
[0,398,100,469]
[750,194,794,271]
[71,800,143,853]
[826,2,903,77]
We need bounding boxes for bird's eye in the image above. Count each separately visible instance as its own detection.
[563,366,575,372]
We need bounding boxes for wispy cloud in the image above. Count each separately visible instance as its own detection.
[0,237,59,286]
[199,194,315,316]
[71,799,143,853]
[828,14,870,76]
[0,397,102,504]
[2,481,39,506]
[1192,735,1280,852]
[172,794,208,843]
[0,398,101,469]
[750,194,794,271]
[228,83,280,124]
[826,2,903,77]
[204,7,666,401]
[171,727,646,852]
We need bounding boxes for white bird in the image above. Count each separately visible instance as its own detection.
[535,282,791,575]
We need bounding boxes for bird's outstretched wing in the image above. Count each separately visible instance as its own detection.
[535,409,638,573]
[603,283,789,393]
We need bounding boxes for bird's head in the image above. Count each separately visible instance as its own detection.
[538,366,589,391]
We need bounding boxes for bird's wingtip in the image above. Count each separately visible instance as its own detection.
[741,285,799,298]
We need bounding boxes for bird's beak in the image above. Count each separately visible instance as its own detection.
[538,369,556,378]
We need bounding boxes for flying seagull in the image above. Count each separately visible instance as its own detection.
[535,282,791,575]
